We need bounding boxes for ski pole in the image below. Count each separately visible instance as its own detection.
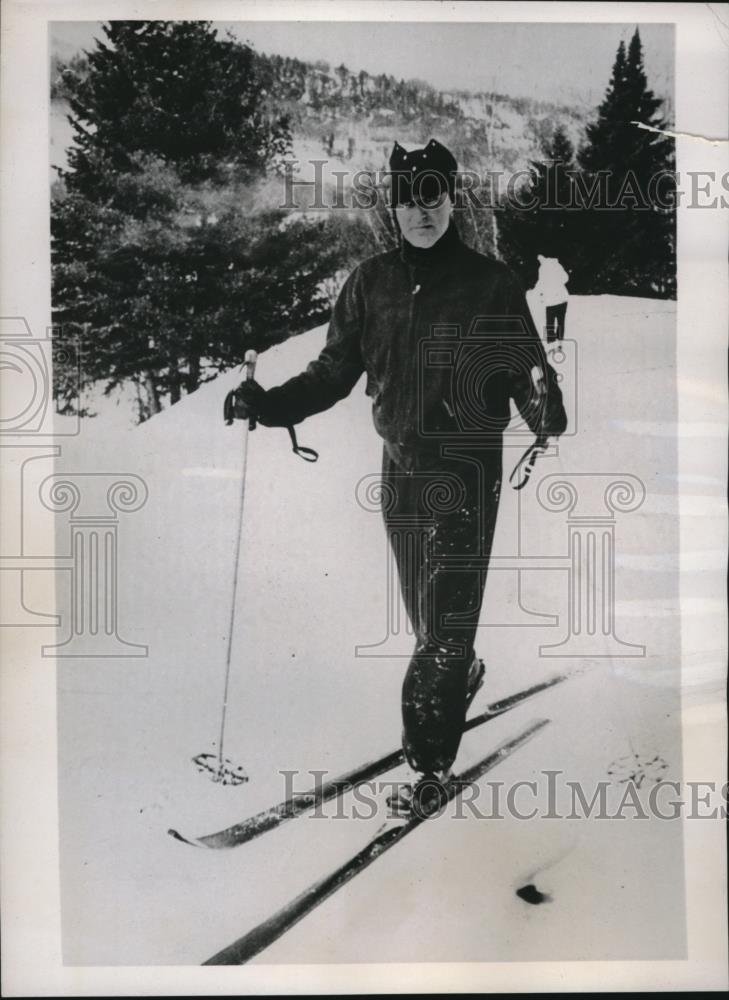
[216,349,257,779]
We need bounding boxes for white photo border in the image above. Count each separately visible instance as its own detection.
[1,0,726,993]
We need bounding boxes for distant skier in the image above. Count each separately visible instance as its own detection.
[535,254,570,344]
[228,139,567,813]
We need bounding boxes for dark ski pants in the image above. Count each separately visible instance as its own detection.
[380,446,502,775]
[546,301,567,342]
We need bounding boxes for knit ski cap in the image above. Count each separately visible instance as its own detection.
[388,139,458,207]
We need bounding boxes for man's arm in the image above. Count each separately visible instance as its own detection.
[255,267,366,428]
[503,269,568,439]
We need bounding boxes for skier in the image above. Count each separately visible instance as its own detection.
[228,139,567,813]
[535,254,570,344]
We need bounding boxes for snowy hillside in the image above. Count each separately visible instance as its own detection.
[51,69,587,184]
[52,293,715,966]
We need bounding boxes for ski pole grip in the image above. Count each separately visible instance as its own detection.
[244,350,258,431]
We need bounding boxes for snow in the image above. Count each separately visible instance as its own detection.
[54,293,705,965]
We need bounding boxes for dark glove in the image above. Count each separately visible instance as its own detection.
[539,363,568,438]
[513,363,567,440]
[222,378,320,462]
[224,379,270,426]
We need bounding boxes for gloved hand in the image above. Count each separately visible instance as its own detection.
[512,363,567,440]
[538,363,568,439]
[223,379,270,426]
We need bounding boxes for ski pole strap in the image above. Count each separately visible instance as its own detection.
[509,435,548,491]
[287,425,319,462]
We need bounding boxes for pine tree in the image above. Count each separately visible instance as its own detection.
[62,21,291,196]
[53,165,341,417]
[52,21,339,420]
[573,29,675,296]
[497,125,578,288]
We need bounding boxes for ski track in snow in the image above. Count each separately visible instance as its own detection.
[54,295,698,965]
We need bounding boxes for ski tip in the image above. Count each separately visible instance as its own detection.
[526,716,551,736]
[168,828,201,847]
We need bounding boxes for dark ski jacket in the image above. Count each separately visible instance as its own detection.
[262,223,567,469]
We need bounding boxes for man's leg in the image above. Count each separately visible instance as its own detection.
[385,454,502,776]
[380,448,423,632]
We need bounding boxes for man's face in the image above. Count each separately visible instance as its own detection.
[395,193,453,249]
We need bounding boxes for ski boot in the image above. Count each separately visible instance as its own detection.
[387,654,484,819]
[387,768,452,820]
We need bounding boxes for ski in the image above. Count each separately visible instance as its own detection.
[203,716,550,965]
[169,673,566,850]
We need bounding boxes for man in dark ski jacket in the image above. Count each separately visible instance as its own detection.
[231,139,567,811]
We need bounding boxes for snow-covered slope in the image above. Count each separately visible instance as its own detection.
[55,294,706,966]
